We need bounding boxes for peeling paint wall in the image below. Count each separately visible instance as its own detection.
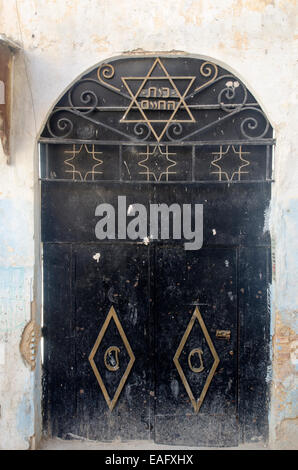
[0,0,297,449]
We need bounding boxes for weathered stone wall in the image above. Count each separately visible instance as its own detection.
[0,0,297,449]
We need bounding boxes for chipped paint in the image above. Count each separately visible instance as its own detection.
[179,0,203,26]
[91,35,109,53]
[271,311,298,448]
[244,0,275,13]
[233,31,249,50]
[16,374,35,445]
[0,267,31,339]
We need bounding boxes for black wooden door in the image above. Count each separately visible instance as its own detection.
[42,179,270,446]
[43,242,152,441]
[154,245,238,446]
[40,54,273,446]
[42,243,238,445]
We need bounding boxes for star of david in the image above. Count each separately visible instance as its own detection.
[138,145,177,182]
[120,58,196,142]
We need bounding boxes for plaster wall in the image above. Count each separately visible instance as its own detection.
[0,0,297,449]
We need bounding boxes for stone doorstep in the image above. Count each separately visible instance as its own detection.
[38,437,269,451]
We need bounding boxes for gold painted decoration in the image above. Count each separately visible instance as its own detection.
[120,58,196,142]
[211,145,250,182]
[138,145,177,182]
[195,62,218,91]
[43,56,273,144]
[173,307,220,414]
[104,346,120,372]
[64,144,103,181]
[97,63,121,93]
[216,329,231,340]
[88,306,135,411]
[20,320,40,371]
[188,348,205,373]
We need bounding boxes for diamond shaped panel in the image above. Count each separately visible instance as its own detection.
[88,306,135,411]
[173,306,220,413]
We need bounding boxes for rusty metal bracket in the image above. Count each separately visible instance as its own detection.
[20,320,40,370]
[19,300,40,371]
[0,35,21,163]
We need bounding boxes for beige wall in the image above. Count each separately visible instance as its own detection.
[0,0,297,449]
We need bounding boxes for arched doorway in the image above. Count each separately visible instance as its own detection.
[39,54,274,446]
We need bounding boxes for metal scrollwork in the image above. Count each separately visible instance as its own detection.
[198,61,218,88]
[97,63,120,92]
[68,80,99,115]
[200,61,218,79]
[41,56,273,144]
[239,107,270,139]
[217,78,248,113]
[133,122,151,141]
[47,110,74,138]
[186,61,218,98]
[165,122,183,141]
[98,63,115,81]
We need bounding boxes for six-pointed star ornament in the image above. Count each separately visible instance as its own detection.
[120,58,196,142]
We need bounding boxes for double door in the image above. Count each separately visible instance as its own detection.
[42,181,270,446]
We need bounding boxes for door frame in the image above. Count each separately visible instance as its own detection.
[37,53,274,446]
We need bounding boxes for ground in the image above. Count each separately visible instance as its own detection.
[39,437,269,450]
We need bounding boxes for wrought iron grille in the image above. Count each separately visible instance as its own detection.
[39,55,274,183]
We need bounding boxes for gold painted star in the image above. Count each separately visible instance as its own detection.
[120,58,196,142]
[138,145,177,182]
[211,145,250,182]
[64,144,103,181]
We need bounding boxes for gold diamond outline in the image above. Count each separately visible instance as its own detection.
[173,306,220,414]
[120,57,196,142]
[88,306,135,411]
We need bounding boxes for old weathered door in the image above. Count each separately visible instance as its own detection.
[40,55,273,446]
